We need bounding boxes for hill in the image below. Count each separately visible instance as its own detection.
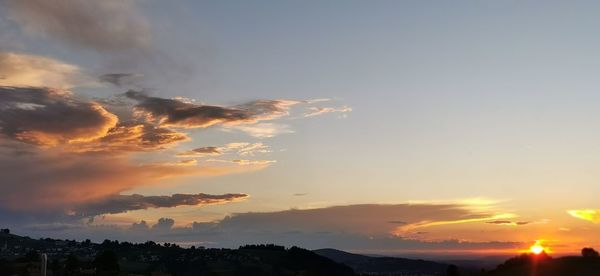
[0,231,356,275]
[314,248,451,275]
[486,253,600,276]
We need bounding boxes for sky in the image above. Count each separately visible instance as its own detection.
[1,0,600,257]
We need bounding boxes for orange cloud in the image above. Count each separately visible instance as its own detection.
[392,213,516,236]
[0,52,91,88]
[0,87,118,146]
[0,147,269,211]
[72,123,189,153]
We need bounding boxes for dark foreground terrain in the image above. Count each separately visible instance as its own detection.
[315,248,453,275]
[0,231,354,275]
[2,230,600,275]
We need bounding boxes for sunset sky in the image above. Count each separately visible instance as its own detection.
[1,0,600,257]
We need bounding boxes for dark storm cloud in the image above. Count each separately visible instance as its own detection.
[3,0,151,51]
[125,90,298,128]
[72,193,249,217]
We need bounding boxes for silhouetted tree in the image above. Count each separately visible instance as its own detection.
[582,247,599,258]
[65,254,80,272]
[94,250,119,272]
[24,250,39,262]
[446,264,460,276]
[49,259,60,274]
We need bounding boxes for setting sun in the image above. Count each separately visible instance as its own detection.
[529,241,546,255]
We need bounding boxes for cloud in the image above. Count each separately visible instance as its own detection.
[0,86,189,152]
[392,213,516,236]
[0,146,265,212]
[0,86,279,214]
[153,218,175,231]
[486,220,531,226]
[0,87,118,146]
[0,52,90,88]
[176,146,222,157]
[3,0,151,51]
[71,193,248,217]
[24,223,84,232]
[224,123,294,138]
[178,142,271,158]
[304,106,352,118]
[210,204,509,240]
[234,142,270,156]
[99,73,142,87]
[232,159,277,165]
[125,90,299,129]
[0,47,349,234]
[18,204,525,255]
[567,209,600,223]
[75,123,189,153]
[131,220,150,231]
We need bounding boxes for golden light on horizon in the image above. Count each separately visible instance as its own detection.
[529,240,547,255]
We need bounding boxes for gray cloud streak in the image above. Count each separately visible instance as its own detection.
[72,193,249,217]
[125,90,297,128]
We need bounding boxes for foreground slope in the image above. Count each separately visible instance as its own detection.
[0,231,356,275]
[315,248,450,275]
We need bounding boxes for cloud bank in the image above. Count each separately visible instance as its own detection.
[4,0,151,51]
[17,203,526,255]
[71,193,249,217]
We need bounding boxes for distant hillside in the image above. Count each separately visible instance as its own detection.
[314,248,451,275]
[487,253,600,276]
[0,231,356,275]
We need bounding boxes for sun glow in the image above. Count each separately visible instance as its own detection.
[529,240,546,255]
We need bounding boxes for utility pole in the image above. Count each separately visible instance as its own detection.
[40,253,47,276]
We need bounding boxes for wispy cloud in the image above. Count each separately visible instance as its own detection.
[486,220,531,226]
[125,90,300,129]
[392,213,516,236]
[304,106,352,118]
[567,209,600,223]
[177,142,271,158]
[224,123,294,138]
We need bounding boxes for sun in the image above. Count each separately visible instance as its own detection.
[529,241,546,255]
